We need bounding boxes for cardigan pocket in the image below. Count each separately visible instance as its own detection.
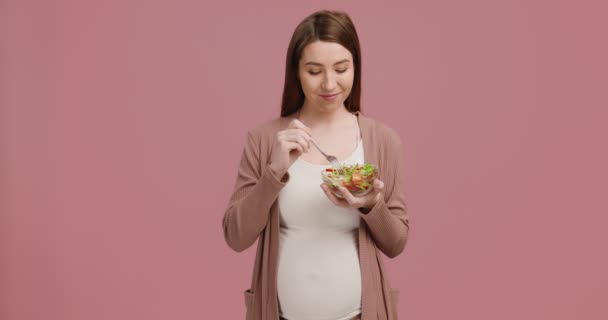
[244,289,255,320]
[389,288,400,319]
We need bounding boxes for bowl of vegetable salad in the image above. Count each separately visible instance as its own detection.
[321,163,378,198]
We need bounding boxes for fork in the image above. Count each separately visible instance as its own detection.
[309,139,342,172]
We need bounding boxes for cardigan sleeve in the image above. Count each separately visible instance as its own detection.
[359,132,410,258]
[222,130,289,252]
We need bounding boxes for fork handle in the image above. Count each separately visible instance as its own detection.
[309,139,328,157]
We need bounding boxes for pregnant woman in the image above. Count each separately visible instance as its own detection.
[222,9,410,320]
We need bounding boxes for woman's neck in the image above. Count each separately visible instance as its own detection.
[298,103,354,130]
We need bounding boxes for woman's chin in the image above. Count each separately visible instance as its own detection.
[317,99,344,109]
[302,98,345,113]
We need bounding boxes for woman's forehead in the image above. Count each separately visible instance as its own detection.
[300,41,353,65]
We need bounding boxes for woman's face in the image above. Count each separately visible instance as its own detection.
[298,41,354,112]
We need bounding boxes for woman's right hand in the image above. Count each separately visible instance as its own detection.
[268,119,312,178]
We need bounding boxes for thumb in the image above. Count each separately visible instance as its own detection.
[373,179,385,191]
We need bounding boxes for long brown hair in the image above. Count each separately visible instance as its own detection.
[280,10,362,117]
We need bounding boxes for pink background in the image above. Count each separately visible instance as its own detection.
[2,0,607,319]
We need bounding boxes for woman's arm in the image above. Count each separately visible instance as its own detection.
[359,134,410,258]
[222,131,289,252]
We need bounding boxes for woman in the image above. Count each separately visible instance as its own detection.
[222,10,409,320]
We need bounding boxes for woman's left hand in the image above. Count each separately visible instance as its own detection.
[321,179,385,211]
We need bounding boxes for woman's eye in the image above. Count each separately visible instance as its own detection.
[308,69,348,75]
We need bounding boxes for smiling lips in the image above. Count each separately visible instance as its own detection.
[320,93,339,100]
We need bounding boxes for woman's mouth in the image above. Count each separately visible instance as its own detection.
[319,93,339,101]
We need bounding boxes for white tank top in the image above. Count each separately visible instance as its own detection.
[277,139,364,320]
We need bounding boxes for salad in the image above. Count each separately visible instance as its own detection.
[322,163,378,197]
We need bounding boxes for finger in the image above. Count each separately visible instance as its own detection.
[289,119,313,136]
[283,141,303,154]
[279,129,313,142]
[337,186,361,207]
[373,179,385,192]
[282,131,310,144]
[321,184,348,207]
[284,132,311,152]
[279,128,310,137]
[283,133,310,152]
[364,180,385,207]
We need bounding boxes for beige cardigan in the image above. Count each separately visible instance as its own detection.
[223,112,410,320]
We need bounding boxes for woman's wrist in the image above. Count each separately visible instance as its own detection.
[358,194,381,213]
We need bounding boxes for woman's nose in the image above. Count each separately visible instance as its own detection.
[321,73,337,91]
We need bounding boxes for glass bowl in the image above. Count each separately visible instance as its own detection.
[321,163,378,198]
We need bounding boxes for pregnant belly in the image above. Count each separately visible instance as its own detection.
[277,229,361,320]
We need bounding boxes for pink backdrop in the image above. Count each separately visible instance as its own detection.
[2,0,607,319]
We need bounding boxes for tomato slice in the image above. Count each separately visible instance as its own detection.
[343,180,359,191]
